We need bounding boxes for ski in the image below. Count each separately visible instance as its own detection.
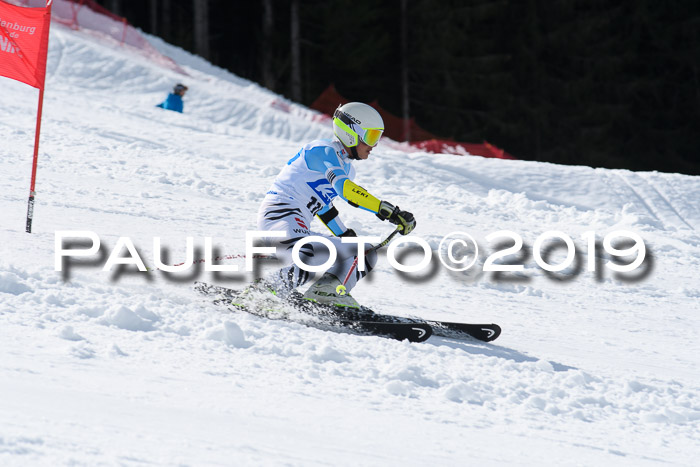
[426,321,501,342]
[194,282,431,343]
[194,282,500,342]
[337,320,432,343]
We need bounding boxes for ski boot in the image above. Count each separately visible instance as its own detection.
[302,273,361,309]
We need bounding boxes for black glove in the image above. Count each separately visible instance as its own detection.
[339,229,357,237]
[376,201,416,235]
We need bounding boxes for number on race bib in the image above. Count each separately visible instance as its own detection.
[307,196,323,216]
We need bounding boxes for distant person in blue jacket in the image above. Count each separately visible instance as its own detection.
[156,83,188,113]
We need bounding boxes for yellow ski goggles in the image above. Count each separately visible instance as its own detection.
[333,109,384,147]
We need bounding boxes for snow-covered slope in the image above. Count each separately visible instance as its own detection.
[1,22,699,466]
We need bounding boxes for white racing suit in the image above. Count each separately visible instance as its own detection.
[257,139,384,297]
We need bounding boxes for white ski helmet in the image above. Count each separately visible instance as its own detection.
[333,102,384,149]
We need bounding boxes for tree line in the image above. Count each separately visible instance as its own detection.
[96,0,700,175]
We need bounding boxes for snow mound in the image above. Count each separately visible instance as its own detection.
[206,320,252,349]
[101,305,158,332]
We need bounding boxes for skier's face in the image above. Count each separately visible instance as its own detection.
[356,141,373,160]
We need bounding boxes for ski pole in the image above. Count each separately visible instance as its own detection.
[336,226,403,296]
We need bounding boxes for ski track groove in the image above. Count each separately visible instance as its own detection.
[639,173,696,231]
[614,172,662,225]
[614,172,693,231]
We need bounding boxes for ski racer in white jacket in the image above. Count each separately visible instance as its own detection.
[256,102,416,308]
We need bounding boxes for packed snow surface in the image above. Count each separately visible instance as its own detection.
[2,22,699,466]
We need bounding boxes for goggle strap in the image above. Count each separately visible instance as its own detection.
[334,109,383,146]
[334,110,360,133]
[333,117,358,146]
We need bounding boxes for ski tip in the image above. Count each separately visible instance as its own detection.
[480,324,501,342]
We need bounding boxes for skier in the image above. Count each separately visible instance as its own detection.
[156,83,187,113]
[253,102,416,309]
